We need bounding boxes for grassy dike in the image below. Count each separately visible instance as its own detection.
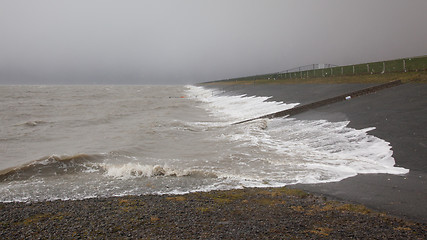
[202,71,427,85]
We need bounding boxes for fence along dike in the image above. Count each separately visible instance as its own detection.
[276,56,427,80]
[212,55,427,84]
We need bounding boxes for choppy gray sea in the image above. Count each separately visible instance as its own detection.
[0,85,408,202]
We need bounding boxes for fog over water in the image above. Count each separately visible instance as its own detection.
[1,0,427,84]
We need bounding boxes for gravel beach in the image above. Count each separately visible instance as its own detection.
[1,187,426,239]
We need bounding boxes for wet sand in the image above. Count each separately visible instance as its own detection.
[206,81,427,223]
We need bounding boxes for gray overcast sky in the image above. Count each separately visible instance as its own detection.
[1,0,426,85]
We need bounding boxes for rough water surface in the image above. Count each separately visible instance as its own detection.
[0,85,408,202]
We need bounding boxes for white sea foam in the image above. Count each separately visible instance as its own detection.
[186,85,408,187]
[186,85,299,121]
[102,163,178,179]
[0,85,409,202]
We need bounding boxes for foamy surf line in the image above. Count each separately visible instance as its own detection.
[186,85,299,124]
[187,85,409,176]
[0,85,409,202]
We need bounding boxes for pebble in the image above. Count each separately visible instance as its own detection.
[0,188,425,239]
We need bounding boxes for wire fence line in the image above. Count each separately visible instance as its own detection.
[278,64,338,74]
[215,55,427,83]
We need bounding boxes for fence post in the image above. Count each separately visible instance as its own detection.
[353,65,355,75]
[403,59,407,72]
[367,64,370,73]
[382,62,385,74]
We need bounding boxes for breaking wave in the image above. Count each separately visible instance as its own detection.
[0,153,219,183]
[0,154,104,182]
[102,162,218,179]
[0,85,409,202]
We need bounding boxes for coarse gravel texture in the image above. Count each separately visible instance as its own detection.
[1,187,426,239]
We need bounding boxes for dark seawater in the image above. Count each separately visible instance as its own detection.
[0,85,408,202]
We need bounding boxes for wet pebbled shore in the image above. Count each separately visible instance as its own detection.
[1,187,426,239]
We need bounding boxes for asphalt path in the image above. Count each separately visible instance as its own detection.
[205,82,427,223]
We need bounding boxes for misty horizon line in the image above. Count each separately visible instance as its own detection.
[1,53,426,86]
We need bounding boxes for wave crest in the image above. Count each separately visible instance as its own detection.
[0,154,104,182]
[0,153,219,182]
[102,163,218,179]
